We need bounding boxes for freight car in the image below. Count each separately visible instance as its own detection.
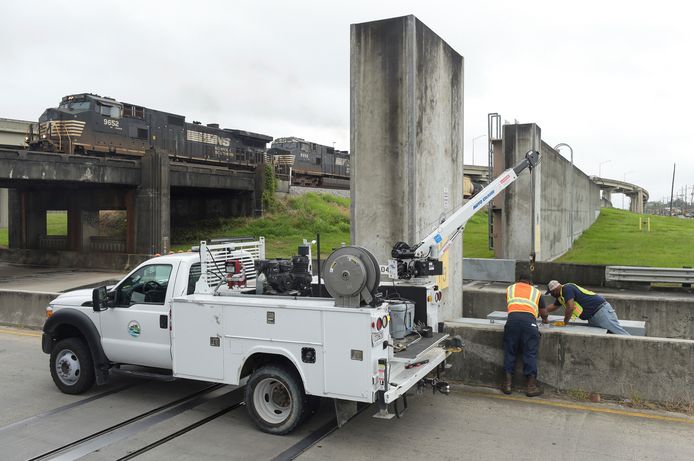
[269,137,350,188]
[26,93,272,169]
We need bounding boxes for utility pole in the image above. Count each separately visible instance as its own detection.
[669,163,676,215]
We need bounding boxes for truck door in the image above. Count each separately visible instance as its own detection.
[100,262,179,369]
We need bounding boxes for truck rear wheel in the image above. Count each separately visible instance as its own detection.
[49,338,95,394]
[245,365,307,435]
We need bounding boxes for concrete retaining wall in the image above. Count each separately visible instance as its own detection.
[445,321,694,404]
[0,248,148,271]
[498,125,601,261]
[0,289,58,329]
[462,282,694,340]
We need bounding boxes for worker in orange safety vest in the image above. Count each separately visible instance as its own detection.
[502,273,548,397]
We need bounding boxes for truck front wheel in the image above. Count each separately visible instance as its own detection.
[49,338,96,394]
[245,365,307,435]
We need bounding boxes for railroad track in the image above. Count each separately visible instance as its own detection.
[25,384,244,461]
[4,380,362,461]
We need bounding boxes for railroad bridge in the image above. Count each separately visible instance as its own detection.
[0,148,262,257]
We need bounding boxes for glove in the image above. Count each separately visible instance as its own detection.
[551,321,567,327]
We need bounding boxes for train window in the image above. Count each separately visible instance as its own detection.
[137,128,148,140]
[167,115,184,126]
[315,157,321,165]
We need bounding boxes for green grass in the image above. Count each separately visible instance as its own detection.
[171,193,351,258]
[462,211,495,258]
[557,208,694,267]
[0,212,68,247]
[46,211,68,235]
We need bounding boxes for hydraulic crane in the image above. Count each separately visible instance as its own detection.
[388,149,541,280]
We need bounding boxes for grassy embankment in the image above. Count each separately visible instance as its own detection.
[557,207,694,267]
[3,199,693,268]
[171,193,350,258]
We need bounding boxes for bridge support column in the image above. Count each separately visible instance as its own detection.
[629,190,644,214]
[8,189,46,249]
[0,188,7,228]
[135,149,170,255]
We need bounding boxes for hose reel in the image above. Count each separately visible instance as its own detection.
[322,246,380,308]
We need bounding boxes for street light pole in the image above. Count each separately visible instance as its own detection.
[598,160,611,178]
[472,135,485,165]
[554,143,574,247]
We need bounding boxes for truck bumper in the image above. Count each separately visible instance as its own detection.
[383,347,449,404]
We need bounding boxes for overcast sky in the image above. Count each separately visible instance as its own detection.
[1,0,691,206]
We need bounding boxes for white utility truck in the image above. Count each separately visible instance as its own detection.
[41,151,540,434]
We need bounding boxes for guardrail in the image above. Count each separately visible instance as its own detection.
[605,266,694,285]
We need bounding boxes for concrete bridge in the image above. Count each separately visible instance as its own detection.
[0,148,261,257]
[590,176,649,213]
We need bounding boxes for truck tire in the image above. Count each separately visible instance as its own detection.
[49,338,96,394]
[245,365,308,435]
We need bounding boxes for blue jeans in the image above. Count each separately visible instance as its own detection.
[588,302,630,335]
[503,313,540,376]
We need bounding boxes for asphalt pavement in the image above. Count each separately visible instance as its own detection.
[1,327,692,461]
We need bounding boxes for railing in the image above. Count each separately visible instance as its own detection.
[38,236,69,251]
[605,266,694,285]
[90,237,126,253]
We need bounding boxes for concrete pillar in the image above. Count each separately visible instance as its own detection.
[67,207,81,250]
[81,210,99,251]
[135,149,170,255]
[8,189,22,248]
[602,189,612,203]
[351,15,464,321]
[0,188,8,229]
[500,124,542,261]
[629,190,644,214]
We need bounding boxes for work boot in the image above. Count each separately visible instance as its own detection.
[525,375,543,397]
[502,373,512,395]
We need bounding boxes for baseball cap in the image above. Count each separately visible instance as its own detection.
[546,280,561,295]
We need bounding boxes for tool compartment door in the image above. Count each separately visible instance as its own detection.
[322,310,374,401]
[171,301,224,381]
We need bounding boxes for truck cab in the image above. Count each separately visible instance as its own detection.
[41,252,202,393]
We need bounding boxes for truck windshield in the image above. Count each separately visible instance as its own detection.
[115,264,173,306]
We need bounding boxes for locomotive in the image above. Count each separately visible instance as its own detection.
[25,93,351,188]
[269,137,350,188]
[26,93,272,168]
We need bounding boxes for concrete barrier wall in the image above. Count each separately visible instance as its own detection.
[462,283,694,340]
[498,125,601,261]
[0,248,148,271]
[445,321,694,404]
[0,289,58,329]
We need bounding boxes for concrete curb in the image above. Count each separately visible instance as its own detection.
[0,289,58,329]
[445,320,694,404]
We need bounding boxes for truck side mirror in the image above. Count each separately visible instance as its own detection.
[92,286,108,312]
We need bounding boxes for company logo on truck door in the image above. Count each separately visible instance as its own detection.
[128,320,141,337]
[186,130,231,147]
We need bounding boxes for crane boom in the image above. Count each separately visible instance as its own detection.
[388,149,540,280]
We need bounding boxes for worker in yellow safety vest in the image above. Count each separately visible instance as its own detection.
[502,274,549,397]
[545,280,630,335]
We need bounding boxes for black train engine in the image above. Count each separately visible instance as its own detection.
[27,93,272,168]
[269,137,350,188]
